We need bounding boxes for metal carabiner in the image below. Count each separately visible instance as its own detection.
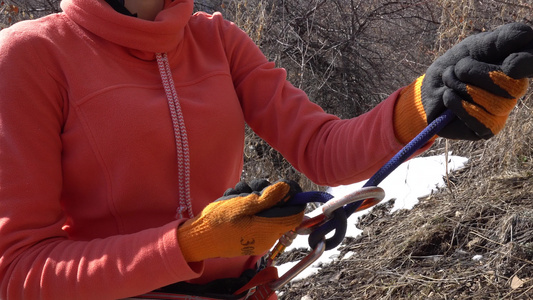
[266,186,386,266]
[296,186,385,235]
[268,240,326,291]
[322,186,385,217]
[267,185,383,289]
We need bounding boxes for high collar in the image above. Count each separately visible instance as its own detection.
[61,0,194,55]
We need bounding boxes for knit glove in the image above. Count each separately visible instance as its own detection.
[177,180,305,262]
[394,23,533,142]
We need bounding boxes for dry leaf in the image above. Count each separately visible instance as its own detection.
[467,237,480,249]
[510,275,525,290]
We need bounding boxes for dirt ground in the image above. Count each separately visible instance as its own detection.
[277,103,533,299]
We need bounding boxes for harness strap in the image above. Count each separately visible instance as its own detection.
[128,292,239,300]
[128,289,251,300]
[127,267,277,300]
[233,267,278,296]
[244,285,275,300]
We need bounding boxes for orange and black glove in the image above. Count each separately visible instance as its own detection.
[177,180,305,263]
[394,23,533,142]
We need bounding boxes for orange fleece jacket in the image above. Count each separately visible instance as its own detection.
[0,0,431,299]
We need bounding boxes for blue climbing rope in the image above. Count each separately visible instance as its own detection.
[301,109,456,250]
[345,109,456,215]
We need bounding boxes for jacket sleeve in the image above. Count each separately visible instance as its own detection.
[0,25,202,300]
[216,14,432,186]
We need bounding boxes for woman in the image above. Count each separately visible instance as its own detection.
[1,0,531,299]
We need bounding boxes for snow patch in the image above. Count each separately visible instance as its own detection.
[275,154,468,282]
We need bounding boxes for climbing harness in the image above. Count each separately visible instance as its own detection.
[241,109,456,299]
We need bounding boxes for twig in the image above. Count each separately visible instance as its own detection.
[470,230,506,247]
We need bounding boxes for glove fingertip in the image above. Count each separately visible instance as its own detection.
[496,23,533,47]
[222,187,237,197]
[276,179,303,198]
[245,182,292,215]
[442,67,473,102]
[501,51,533,79]
[468,23,533,62]
[250,179,271,192]
[222,181,254,197]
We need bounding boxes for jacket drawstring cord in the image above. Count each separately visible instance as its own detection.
[155,52,193,219]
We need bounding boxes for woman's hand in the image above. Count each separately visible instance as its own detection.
[177,180,306,262]
[394,23,533,142]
